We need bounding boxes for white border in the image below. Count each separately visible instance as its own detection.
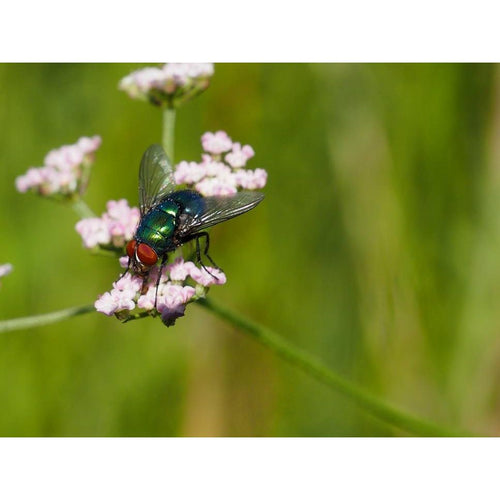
[0,438,497,499]
[1,1,498,62]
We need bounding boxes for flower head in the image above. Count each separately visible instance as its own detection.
[95,273,143,316]
[16,136,101,199]
[119,63,214,108]
[174,131,268,196]
[95,257,225,327]
[76,199,140,251]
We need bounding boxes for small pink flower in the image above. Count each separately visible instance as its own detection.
[75,218,111,248]
[108,275,142,312]
[57,170,78,191]
[195,176,237,197]
[119,256,129,268]
[118,74,141,98]
[225,143,255,168]
[110,288,136,312]
[95,292,118,316]
[157,283,188,307]
[137,67,166,91]
[159,303,187,326]
[251,168,268,189]
[77,135,102,155]
[37,166,64,195]
[163,64,189,87]
[204,160,231,177]
[113,273,142,296]
[15,168,44,193]
[201,131,233,155]
[96,273,143,316]
[233,168,268,190]
[135,270,197,313]
[166,258,196,281]
[174,161,206,185]
[44,145,84,170]
[189,266,227,286]
[137,286,157,310]
[108,224,127,247]
[157,286,184,312]
[163,63,214,85]
[106,199,136,222]
[14,177,29,193]
[156,283,196,325]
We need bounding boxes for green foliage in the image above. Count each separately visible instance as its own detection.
[0,63,498,436]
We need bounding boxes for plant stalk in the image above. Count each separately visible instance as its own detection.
[0,305,95,334]
[72,198,96,219]
[197,298,472,437]
[162,107,176,162]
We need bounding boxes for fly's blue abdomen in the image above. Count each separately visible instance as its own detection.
[168,190,205,216]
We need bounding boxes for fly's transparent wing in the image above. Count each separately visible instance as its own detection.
[178,191,264,237]
[138,144,176,215]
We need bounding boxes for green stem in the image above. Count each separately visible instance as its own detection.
[71,198,96,219]
[162,107,176,162]
[197,298,472,437]
[0,304,95,334]
[0,296,475,436]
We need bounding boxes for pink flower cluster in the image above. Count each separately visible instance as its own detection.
[75,199,140,250]
[0,263,12,289]
[118,63,214,108]
[95,257,226,326]
[174,131,268,196]
[15,136,101,198]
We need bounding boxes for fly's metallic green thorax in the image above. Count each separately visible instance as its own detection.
[135,198,179,255]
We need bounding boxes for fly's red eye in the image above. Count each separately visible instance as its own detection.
[126,240,137,259]
[137,243,158,266]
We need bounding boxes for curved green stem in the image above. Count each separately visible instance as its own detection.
[71,198,96,219]
[162,107,176,162]
[0,294,473,435]
[0,304,95,334]
[197,298,473,437]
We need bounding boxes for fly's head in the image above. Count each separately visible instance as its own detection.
[126,239,159,276]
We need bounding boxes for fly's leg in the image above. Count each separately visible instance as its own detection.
[154,254,169,309]
[184,232,222,281]
[196,232,220,269]
[117,257,132,282]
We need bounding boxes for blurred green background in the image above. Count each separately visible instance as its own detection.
[0,63,499,436]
